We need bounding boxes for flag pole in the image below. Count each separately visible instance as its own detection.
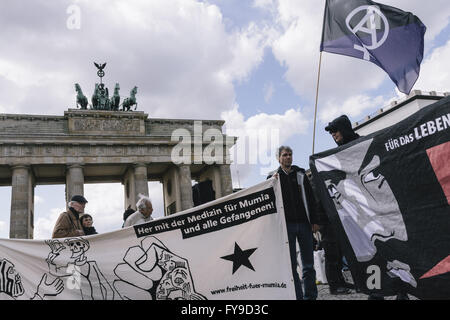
[312,51,323,155]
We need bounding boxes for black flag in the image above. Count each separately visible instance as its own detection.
[320,0,426,94]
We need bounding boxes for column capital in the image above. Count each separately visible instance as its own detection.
[67,163,84,169]
[11,164,31,170]
[133,162,148,169]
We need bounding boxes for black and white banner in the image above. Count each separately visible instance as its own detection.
[310,96,450,299]
[0,178,295,300]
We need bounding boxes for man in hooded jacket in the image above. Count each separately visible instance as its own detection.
[325,115,360,146]
[319,115,359,295]
[323,115,408,300]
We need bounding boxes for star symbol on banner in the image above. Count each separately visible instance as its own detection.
[221,242,257,274]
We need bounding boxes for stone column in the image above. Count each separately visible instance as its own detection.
[123,163,149,210]
[178,164,194,211]
[134,163,149,199]
[123,167,135,209]
[10,165,34,239]
[219,164,233,196]
[66,164,85,203]
[162,166,178,216]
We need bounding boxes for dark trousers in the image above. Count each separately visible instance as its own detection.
[287,222,318,300]
[321,225,347,289]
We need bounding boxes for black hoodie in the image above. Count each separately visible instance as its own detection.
[325,115,360,146]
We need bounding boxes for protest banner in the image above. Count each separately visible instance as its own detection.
[0,178,295,300]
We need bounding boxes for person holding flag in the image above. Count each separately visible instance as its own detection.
[323,114,410,300]
[312,0,427,155]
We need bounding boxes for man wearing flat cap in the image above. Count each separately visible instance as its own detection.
[52,195,88,239]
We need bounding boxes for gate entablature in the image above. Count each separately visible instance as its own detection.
[1,109,234,239]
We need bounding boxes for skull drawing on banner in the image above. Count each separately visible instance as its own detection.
[65,238,90,263]
[46,238,90,271]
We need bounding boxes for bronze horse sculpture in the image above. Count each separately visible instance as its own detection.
[92,83,100,109]
[122,86,137,111]
[111,83,121,111]
[75,83,88,110]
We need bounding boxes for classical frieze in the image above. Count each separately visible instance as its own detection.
[72,118,141,133]
[0,144,172,158]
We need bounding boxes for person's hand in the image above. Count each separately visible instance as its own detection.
[33,274,64,299]
[312,224,320,233]
[272,173,279,180]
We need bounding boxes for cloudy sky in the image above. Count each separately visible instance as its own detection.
[0,0,449,238]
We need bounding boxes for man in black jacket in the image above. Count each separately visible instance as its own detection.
[324,115,408,300]
[320,115,359,295]
[267,146,319,300]
[325,115,359,146]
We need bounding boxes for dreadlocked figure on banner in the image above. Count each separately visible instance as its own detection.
[315,138,417,288]
[0,257,64,300]
[0,258,25,299]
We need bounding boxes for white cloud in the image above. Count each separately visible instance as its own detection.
[34,207,64,240]
[414,40,450,93]
[0,0,271,119]
[224,22,272,84]
[269,0,450,125]
[320,95,386,123]
[34,195,44,205]
[253,0,274,10]
[222,104,309,181]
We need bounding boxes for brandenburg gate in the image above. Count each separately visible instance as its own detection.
[0,109,235,239]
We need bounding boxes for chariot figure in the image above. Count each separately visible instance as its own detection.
[92,83,111,110]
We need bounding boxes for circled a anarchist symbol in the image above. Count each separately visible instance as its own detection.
[345,5,389,60]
